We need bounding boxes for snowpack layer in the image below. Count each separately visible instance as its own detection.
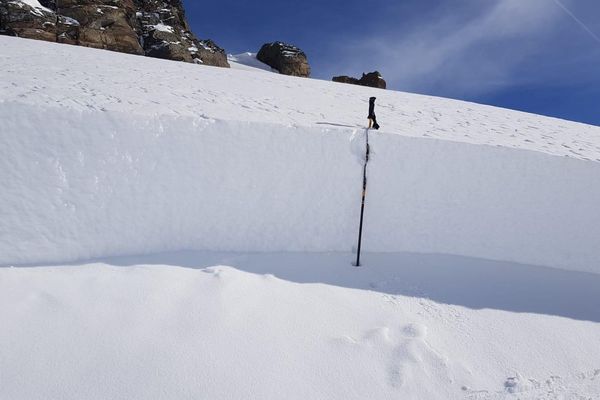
[2,256,600,400]
[1,36,600,272]
[3,37,600,159]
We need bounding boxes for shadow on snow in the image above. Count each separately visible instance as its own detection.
[81,250,600,324]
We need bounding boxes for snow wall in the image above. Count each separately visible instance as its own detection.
[1,102,599,273]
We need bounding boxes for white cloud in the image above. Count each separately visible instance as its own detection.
[323,0,598,97]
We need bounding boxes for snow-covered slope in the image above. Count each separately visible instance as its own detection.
[2,36,599,272]
[3,37,599,159]
[228,52,277,72]
[2,260,600,400]
[2,36,600,400]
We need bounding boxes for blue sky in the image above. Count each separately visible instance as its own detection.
[184,0,600,126]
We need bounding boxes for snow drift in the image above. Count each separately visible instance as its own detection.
[2,261,600,400]
[1,36,600,273]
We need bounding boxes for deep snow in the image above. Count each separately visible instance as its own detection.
[1,36,600,400]
[1,36,600,272]
[2,254,600,400]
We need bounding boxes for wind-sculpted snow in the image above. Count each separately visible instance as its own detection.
[2,263,600,400]
[1,36,600,272]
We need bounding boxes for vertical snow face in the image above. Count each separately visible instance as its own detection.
[0,103,361,264]
[2,38,600,273]
[366,134,600,272]
[1,102,600,273]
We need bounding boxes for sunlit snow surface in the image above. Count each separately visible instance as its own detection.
[1,36,600,400]
[1,36,599,271]
[228,52,277,73]
[3,39,599,160]
[2,253,600,400]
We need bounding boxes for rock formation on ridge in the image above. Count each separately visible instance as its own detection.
[333,71,386,89]
[0,0,229,67]
[256,41,310,77]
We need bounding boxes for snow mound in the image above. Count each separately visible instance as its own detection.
[1,36,600,273]
[1,261,599,400]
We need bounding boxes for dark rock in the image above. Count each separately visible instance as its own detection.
[134,0,228,67]
[0,0,229,67]
[56,14,80,45]
[38,0,56,9]
[332,75,359,85]
[56,0,142,53]
[0,0,57,42]
[256,41,310,77]
[358,71,386,89]
[0,26,17,36]
[332,71,387,89]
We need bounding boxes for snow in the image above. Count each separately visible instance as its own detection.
[150,23,174,33]
[1,254,600,399]
[15,0,53,15]
[1,36,600,399]
[228,52,278,72]
[60,16,80,26]
[1,36,599,272]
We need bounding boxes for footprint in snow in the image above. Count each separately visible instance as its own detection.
[387,322,455,392]
[464,369,600,399]
[335,322,456,394]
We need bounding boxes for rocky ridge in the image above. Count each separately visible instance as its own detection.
[0,0,229,67]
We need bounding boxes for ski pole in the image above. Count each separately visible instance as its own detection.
[355,127,370,267]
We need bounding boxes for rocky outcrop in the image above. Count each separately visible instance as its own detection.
[0,1,62,42]
[0,0,229,67]
[358,71,386,89]
[134,0,228,66]
[333,71,387,89]
[256,41,310,77]
[61,0,143,54]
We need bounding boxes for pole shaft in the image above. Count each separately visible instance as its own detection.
[355,128,370,266]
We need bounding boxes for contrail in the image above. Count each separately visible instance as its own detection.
[552,0,600,45]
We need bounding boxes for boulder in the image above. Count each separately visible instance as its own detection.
[332,71,387,89]
[256,41,310,77]
[358,71,386,89]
